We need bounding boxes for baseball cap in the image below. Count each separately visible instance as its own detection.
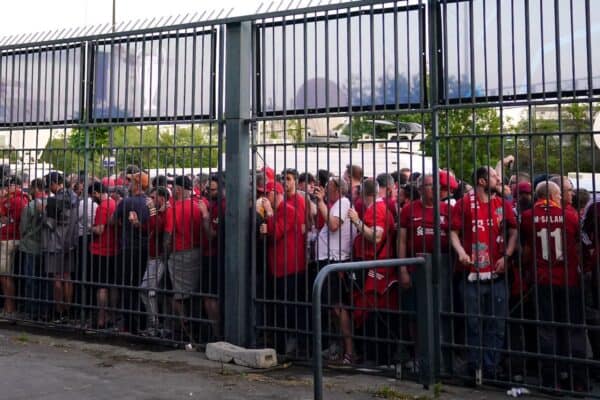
[174,175,193,190]
[439,170,458,191]
[260,166,275,183]
[265,181,284,194]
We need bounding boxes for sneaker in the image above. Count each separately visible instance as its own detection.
[342,353,359,365]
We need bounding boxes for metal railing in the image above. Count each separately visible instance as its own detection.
[0,1,600,398]
[312,255,431,400]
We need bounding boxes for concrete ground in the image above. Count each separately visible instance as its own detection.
[0,323,544,400]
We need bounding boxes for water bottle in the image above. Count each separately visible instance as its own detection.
[506,387,530,397]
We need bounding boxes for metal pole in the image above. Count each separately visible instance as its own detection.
[427,0,442,380]
[223,21,252,346]
[415,253,435,388]
[112,0,116,33]
[312,257,427,400]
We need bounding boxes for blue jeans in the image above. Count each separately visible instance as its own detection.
[460,278,507,373]
[22,252,41,318]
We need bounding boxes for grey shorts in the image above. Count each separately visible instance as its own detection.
[44,251,75,276]
[168,249,201,300]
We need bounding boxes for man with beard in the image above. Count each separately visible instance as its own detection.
[450,166,518,382]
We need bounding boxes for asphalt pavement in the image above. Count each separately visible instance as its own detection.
[0,323,542,400]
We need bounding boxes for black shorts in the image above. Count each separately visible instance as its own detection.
[201,255,220,296]
[318,259,355,306]
[88,255,116,286]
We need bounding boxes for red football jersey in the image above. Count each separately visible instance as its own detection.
[164,198,203,252]
[90,198,118,256]
[399,200,450,256]
[353,198,395,260]
[451,193,517,275]
[521,201,580,287]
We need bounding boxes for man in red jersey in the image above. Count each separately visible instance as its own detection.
[349,178,395,262]
[450,166,518,381]
[88,182,119,329]
[198,175,225,339]
[163,176,203,333]
[139,186,170,337]
[398,173,452,370]
[521,180,587,392]
[348,178,397,364]
[0,176,29,316]
[259,181,305,354]
[376,173,399,221]
[283,168,307,235]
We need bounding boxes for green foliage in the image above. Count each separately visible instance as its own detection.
[345,107,505,182]
[286,119,305,143]
[40,125,220,175]
[0,148,22,163]
[513,103,600,175]
[39,135,95,175]
[436,107,505,182]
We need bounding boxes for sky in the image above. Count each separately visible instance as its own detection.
[0,0,269,38]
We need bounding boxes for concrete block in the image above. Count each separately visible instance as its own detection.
[205,341,277,369]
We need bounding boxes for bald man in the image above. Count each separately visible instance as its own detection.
[520,181,587,393]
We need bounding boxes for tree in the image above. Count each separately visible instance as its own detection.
[513,103,600,175]
[40,124,221,175]
[340,107,506,182]
[339,72,507,182]
[286,119,305,143]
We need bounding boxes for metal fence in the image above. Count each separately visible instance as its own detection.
[0,0,600,397]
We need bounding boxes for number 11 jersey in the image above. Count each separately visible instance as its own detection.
[521,201,580,287]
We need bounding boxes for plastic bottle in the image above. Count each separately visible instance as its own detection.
[506,387,530,397]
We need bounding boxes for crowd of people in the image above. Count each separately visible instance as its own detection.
[0,156,598,394]
[0,165,224,340]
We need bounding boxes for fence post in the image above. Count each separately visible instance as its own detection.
[223,20,252,346]
[415,253,435,389]
[427,0,442,384]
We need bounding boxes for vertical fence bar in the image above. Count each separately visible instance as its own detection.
[427,0,442,382]
[223,20,252,346]
[415,253,434,388]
